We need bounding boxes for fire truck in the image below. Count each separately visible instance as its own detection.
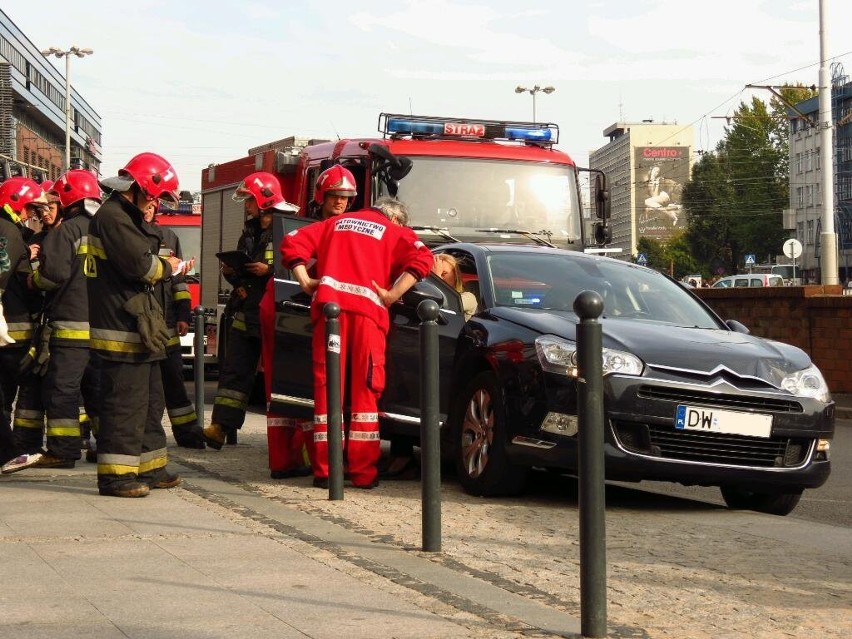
[199,112,610,362]
[156,200,204,371]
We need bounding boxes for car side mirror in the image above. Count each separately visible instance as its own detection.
[401,280,445,308]
[726,319,750,334]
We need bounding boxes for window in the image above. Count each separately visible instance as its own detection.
[806,220,814,245]
[797,187,804,207]
[796,153,802,174]
[806,150,813,172]
[815,147,820,170]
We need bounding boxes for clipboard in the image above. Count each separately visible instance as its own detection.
[215,251,252,270]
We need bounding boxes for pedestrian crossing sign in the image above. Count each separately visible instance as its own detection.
[745,254,756,265]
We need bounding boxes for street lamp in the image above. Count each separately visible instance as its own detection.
[41,45,94,171]
[514,85,556,123]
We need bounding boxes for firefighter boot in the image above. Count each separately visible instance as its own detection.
[203,423,228,450]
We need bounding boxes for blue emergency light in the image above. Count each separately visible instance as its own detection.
[379,113,558,145]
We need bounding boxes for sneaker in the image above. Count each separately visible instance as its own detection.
[312,476,329,489]
[202,423,226,450]
[1,453,44,474]
[270,466,312,479]
[149,473,181,489]
[36,454,76,469]
[99,482,150,498]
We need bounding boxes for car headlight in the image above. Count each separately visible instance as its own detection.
[780,364,831,402]
[535,335,643,377]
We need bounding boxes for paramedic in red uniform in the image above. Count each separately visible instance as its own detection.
[281,190,433,489]
[261,166,355,479]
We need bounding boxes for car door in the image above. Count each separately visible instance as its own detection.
[270,213,317,419]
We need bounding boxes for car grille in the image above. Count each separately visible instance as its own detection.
[612,421,811,468]
[636,385,803,414]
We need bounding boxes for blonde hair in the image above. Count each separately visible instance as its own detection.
[434,253,464,294]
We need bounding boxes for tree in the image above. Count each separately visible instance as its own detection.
[636,233,698,280]
[682,85,817,274]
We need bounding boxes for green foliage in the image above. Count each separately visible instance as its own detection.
[636,234,698,280]
[681,85,816,275]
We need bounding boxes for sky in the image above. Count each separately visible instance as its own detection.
[7,0,852,193]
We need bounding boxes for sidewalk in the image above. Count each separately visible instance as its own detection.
[0,449,580,639]
[2,401,850,639]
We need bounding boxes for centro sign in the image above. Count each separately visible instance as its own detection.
[642,148,683,158]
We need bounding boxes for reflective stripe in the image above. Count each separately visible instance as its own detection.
[314,432,328,442]
[349,430,381,441]
[143,255,165,284]
[319,275,384,309]
[15,408,43,420]
[90,338,148,354]
[46,419,81,438]
[169,410,197,425]
[33,269,59,290]
[217,388,247,402]
[232,317,247,331]
[98,463,138,476]
[139,447,168,474]
[87,235,106,258]
[75,236,89,257]
[300,421,314,432]
[53,328,90,340]
[351,412,378,422]
[313,414,327,425]
[14,417,43,430]
[174,290,191,301]
[99,453,138,466]
[168,405,195,419]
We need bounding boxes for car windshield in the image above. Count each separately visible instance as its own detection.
[392,157,582,248]
[484,252,721,328]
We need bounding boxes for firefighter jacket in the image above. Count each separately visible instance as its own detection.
[225,216,273,335]
[86,193,174,363]
[281,207,433,333]
[0,215,36,342]
[31,202,93,347]
[145,221,191,351]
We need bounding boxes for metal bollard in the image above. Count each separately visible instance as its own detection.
[193,305,205,427]
[324,303,344,500]
[574,290,607,639]
[417,299,441,552]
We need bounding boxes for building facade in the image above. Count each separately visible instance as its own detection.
[589,121,693,258]
[789,67,852,283]
[0,9,101,181]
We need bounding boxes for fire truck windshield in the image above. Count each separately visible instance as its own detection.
[390,157,582,248]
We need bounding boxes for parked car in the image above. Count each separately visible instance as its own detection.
[270,242,834,516]
[713,274,784,288]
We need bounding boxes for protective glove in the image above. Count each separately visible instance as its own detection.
[0,302,15,346]
[123,292,170,355]
[32,325,52,376]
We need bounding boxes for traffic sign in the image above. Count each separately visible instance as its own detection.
[783,239,803,259]
[637,253,648,265]
[744,254,756,265]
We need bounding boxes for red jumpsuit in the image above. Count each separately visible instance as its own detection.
[281,207,433,486]
[259,278,311,475]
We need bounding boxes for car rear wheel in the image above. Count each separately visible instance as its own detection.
[720,486,803,516]
[453,371,526,497]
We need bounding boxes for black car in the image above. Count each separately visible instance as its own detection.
[270,241,834,516]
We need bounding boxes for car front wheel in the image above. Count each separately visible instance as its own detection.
[453,371,526,497]
[720,486,803,516]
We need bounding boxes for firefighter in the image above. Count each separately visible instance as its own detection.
[0,178,48,470]
[0,178,45,474]
[203,171,297,450]
[88,152,184,498]
[280,194,433,489]
[312,165,357,219]
[26,170,102,468]
[142,201,204,448]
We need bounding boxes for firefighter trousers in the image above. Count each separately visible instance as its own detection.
[160,347,200,439]
[96,359,169,492]
[311,312,385,486]
[0,344,44,455]
[211,325,260,432]
[40,345,100,461]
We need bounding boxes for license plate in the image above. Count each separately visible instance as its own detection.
[675,405,772,438]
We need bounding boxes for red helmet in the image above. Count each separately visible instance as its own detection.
[314,165,357,205]
[51,170,102,208]
[101,152,179,203]
[232,171,298,212]
[40,180,54,193]
[0,177,48,213]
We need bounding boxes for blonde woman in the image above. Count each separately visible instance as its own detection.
[432,253,477,321]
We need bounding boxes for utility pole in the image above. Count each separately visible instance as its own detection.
[818,0,838,284]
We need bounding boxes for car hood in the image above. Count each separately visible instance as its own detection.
[489,307,812,378]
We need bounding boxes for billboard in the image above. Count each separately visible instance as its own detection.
[634,146,690,241]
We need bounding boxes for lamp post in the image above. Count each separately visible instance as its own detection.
[514,85,556,123]
[41,46,93,171]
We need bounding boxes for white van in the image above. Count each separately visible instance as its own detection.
[712,274,784,288]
